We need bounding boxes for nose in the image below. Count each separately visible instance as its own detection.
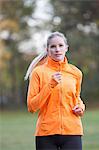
[55,46,60,52]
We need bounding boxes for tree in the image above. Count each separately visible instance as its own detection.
[0,0,36,108]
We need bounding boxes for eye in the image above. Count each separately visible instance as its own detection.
[59,44,63,47]
[50,45,56,48]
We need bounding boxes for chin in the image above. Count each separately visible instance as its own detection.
[53,57,64,62]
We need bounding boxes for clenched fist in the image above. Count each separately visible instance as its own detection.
[50,72,62,88]
[72,105,84,117]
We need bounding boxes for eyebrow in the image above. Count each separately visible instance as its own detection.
[50,43,64,47]
[50,45,56,48]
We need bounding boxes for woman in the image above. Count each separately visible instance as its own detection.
[25,32,85,150]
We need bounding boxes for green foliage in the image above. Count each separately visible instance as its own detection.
[0,0,36,107]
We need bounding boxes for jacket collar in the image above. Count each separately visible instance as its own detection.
[46,56,69,71]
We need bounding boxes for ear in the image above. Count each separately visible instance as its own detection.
[46,48,48,52]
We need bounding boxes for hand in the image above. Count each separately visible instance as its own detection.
[72,105,84,117]
[50,72,62,88]
[52,72,62,83]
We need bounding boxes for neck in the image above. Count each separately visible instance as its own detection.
[49,56,65,63]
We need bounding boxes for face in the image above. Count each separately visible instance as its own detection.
[47,36,68,62]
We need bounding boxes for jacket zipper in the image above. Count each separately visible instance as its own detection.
[59,64,62,134]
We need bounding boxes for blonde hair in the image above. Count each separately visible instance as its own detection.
[24,31,68,80]
[47,31,68,47]
[24,51,47,80]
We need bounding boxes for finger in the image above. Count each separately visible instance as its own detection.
[72,105,79,110]
[73,108,83,115]
[55,78,61,83]
[53,75,62,81]
[52,74,61,79]
[53,72,62,76]
[76,111,83,116]
[74,108,82,113]
[56,75,62,79]
[54,75,62,79]
[73,107,84,116]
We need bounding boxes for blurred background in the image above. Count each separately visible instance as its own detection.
[0,0,99,150]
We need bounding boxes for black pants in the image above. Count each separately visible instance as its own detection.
[36,134,82,150]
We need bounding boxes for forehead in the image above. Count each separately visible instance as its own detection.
[49,36,65,45]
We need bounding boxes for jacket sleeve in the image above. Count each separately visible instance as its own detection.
[27,69,53,113]
[76,71,85,111]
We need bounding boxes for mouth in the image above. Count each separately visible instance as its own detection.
[54,54,62,56]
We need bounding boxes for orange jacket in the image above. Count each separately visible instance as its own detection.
[27,56,85,136]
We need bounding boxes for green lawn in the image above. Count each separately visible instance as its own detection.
[82,110,99,150]
[0,110,99,150]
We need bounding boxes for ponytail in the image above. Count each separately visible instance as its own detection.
[24,51,47,80]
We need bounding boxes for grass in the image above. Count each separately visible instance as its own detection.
[0,110,37,150]
[82,110,99,150]
[0,109,99,150]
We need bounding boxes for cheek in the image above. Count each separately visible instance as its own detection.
[61,47,67,54]
[48,49,54,55]
[62,49,67,55]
